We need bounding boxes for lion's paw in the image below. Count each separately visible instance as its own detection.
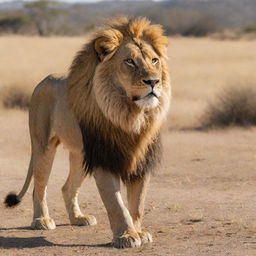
[70,215,97,226]
[31,217,56,230]
[112,232,141,249]
[138,231,153,244]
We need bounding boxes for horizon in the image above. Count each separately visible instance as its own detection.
[0,0,112,2]
[0,0,162,3]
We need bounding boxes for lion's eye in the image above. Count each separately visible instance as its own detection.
[152,58,159,64]
[125,58,135,66]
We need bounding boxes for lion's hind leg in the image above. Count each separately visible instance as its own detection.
[62,151,97,226]
[31,138,58,230]
[127,174,153,244]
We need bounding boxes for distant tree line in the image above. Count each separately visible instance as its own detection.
[0,0,256,37]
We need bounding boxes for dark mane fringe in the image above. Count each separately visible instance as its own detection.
[79,119,162,183]
[128,134,162,183]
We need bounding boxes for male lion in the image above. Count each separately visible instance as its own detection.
[5,17,170,248]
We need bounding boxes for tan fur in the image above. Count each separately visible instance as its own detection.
[6,17,171,248]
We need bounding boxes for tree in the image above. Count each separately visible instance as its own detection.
[24,0,64,36]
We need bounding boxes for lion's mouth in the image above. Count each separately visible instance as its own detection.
[147,91,158,98]
[132,90,159,101]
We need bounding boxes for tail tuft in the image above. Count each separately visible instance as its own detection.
[4,192,20,207]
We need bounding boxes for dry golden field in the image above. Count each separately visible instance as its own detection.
[1,36,256,256]
[1,36,256,127]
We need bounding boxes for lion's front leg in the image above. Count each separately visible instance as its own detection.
[127,174,153,244]
[94,169,141,249]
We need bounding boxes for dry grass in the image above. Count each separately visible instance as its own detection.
[0,36,256,129]
[201,85,256,129]
[168,37,256,129]
[210,30,256,41]
[0,86,30,110]
[0,36,84,91]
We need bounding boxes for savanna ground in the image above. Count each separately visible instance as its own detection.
[0,36,256,256]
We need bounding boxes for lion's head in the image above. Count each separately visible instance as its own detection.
[68,17,170,133]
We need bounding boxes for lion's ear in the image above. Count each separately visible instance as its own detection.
[94,29,123,61]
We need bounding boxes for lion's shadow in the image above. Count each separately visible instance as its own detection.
[0,235,112,249]
[0,224,69,231]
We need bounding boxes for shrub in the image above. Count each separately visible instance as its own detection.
[1,87,30,110]
[0,14,32,34]
[243,25,256,33]
[202,86,256,129]
[180,16,218,37]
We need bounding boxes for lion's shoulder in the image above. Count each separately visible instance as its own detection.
[32,74,66,99]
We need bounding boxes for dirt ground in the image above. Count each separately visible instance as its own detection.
[1,110,256,256]
[1,37,256,255]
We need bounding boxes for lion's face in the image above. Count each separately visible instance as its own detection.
[111,40,164,109]
[94,38,168,111]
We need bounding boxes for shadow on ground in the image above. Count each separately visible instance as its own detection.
[0,236,112,249]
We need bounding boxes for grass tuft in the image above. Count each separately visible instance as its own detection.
[201,85,256,129]
[1,86,30,110]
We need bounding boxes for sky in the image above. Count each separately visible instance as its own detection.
[0,0,160,2]
[0,0,115,2]
[0,0,101,2]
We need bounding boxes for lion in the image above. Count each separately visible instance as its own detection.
[4,17,171,248]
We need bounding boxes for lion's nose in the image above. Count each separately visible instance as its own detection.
[142,79,160,88]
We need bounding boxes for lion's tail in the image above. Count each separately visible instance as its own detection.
[5,159,33,208]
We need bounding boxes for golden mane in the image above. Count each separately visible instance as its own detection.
[66,17,170,181]
[67,17,168,121]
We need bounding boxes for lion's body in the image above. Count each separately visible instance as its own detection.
[5,17,171,248]
[30,76,83,155]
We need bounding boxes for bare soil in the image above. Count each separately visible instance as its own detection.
[1,111,256,256]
